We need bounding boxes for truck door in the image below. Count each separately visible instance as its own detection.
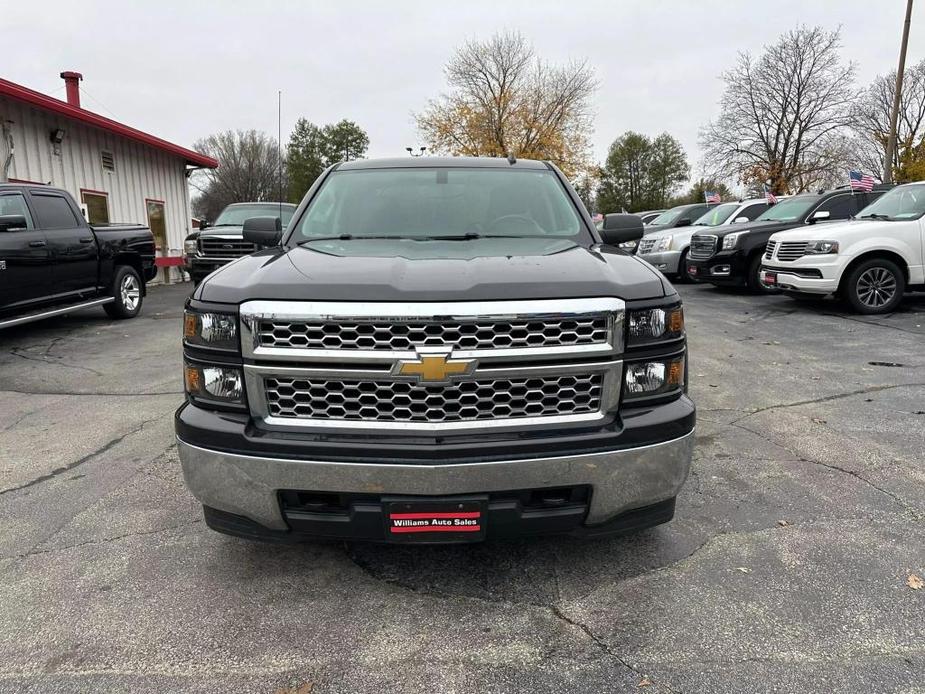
[27,190,98,296]
[0,191,52,311]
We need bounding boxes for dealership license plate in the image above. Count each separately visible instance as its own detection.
[385,498,486,542]
[762,270,777,286]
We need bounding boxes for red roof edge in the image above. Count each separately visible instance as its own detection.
[0,76,218,169]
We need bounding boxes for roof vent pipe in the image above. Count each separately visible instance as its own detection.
[60,71,83,108]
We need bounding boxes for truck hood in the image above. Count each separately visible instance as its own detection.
[698,219,787,239]
[768,218,878,242]
[195,238,670,304]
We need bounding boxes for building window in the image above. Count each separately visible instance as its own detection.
[146,199,167,251]
[81,190,110,224]
[101,150,115,172]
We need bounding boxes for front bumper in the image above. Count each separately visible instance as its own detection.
[761,258,844,294]
[686,252,748,284]
[177,428,694,540]
[184,255,233,278]
[637,250,683,275]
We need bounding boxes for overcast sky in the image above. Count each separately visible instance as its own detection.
[6,0,923,179]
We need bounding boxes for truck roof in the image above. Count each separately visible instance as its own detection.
[0,182,67,193]
[337,156,549,171]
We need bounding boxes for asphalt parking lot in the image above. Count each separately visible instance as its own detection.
[0,282,923,694]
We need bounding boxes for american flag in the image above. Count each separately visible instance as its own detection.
[849,170,875,192]
[763,183,778,204]
[704,191,721,203]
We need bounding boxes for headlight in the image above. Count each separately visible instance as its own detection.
[722,231,745,250]
[653,235,672,252]
[623,355,685,400]
[184,239,199,255]
[183,311,238,351]
[627,306,684,345]
[184,361,245,406]
[805,240,839,254]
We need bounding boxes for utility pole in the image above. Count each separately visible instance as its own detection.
[884,0,914,183]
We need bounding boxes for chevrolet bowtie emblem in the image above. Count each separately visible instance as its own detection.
[392,350,477,384]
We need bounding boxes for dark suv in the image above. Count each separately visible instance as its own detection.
[686,185,892,291]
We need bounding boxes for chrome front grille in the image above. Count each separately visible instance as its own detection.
[637,238,657,255]
[239,298,625,432]
[200,237,257,259]
[256,316,610,352]
[776,242,809,262]
[264,373,603,423]
[764,241,777,260]
[689,235,717,260]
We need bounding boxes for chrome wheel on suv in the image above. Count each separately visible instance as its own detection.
[843,258,905,315]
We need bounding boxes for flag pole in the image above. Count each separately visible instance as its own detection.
[884,0,914,183]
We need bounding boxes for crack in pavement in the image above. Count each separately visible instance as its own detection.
[729,382,925,425]
[8,348,104,377]
[2,519,203,562]
[0,416,162,497]
[549,605,682,693]
[821,311,925,336]
[726,418,919,515]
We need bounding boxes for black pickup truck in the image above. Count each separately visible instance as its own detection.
[176,157,695,544]
[0,184,156,329]
[685,185,892,291]
[183,202,297,284]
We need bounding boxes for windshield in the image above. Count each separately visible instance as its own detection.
[857,184,925,220]
[755,196,817,222]
[288,167,588,242]
[648,207,687,226]
[692,203,739,226]
[214,204,296,227]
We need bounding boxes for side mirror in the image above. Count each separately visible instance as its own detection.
[0,214,28,232]
[675,218,692,227]
[808,210,830,225]
[734,216,750,224]
[199,220,209,230]
[600,213,644,245]
[243,216,283,246]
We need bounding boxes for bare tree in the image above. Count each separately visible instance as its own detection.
[851,59,925,179]
[192,130,285,220]
[700,26,855,194]
[416,31,598,178]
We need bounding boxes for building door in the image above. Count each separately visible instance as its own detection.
[146,199,167,252]
[28,190,98,296]
[0,191,53,310]
[81,190,110,224]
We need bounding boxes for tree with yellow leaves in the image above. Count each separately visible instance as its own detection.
[415,32,597,179]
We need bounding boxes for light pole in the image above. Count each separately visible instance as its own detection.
[884,0,914,183]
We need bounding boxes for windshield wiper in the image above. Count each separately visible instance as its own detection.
[421,233,564,241]
[859,213,891,220]
[298,234,417,244]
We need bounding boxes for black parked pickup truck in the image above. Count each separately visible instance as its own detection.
[0,184,156,329]
[183,202,297,285]
[176,157,695,544]
[685,185,892,291]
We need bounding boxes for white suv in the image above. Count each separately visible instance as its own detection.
[637,198,771,279]
[761,182,925,314]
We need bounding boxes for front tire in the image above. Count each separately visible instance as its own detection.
[673,249,692,284]
[104,265,144,319]
[842,258,905,314]
[746,253,775,294]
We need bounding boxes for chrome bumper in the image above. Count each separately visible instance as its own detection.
[177,431,694,530]
[638,250,683,274]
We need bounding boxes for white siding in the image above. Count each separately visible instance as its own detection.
[0,94,192,255]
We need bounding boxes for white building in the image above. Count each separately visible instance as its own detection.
[0,71,217,277]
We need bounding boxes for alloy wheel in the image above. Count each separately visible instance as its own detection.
[120,274,141,311]
[856,267,897,309]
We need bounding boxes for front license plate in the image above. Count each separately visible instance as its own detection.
[762,270,777,285]
[385,498,486,543]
